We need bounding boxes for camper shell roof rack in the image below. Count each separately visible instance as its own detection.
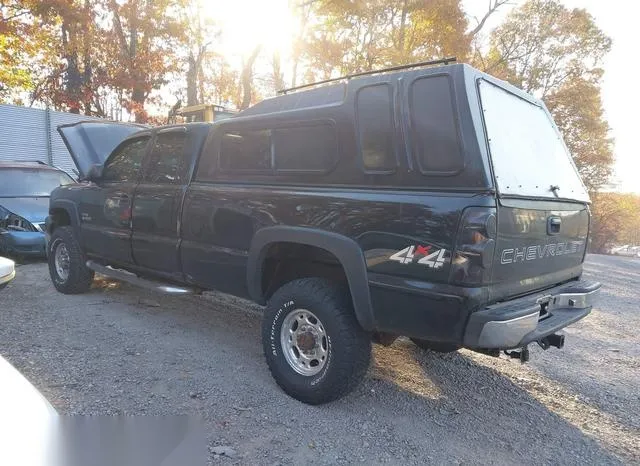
[277,56,457,95]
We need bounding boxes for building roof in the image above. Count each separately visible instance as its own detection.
[0,161,59,170]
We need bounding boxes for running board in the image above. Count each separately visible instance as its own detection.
[86,260,198,295]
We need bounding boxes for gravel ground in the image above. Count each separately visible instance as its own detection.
[0,254,638,465]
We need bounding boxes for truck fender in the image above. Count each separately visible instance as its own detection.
[247,226,375,331]
[47,200,80,234]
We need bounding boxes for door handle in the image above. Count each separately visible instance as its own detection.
[547,216,561,235]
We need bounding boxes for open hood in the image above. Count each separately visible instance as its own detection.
[57,121,147,179]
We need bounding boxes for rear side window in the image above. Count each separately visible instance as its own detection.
[102,137,150,182]
[410,75,463,174]
[273,124,336,171]
[219,130,272,171]
[356,84,396,172]
[144,131,188,184]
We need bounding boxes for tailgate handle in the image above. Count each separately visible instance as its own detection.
[547,216,561,235]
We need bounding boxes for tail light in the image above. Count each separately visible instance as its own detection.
[450,207,497,286]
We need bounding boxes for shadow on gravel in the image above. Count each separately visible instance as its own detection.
[85,277,635,463]
[370,340,636,463]
[11,266,632,464]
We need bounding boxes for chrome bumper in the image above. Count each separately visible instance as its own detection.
[464,280,601,349]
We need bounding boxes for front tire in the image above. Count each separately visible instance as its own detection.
[48,226,94,294]
[262,278,371,405]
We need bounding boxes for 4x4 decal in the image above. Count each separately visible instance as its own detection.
[389,245,447,269]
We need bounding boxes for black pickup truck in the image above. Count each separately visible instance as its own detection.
[47,62,600,404]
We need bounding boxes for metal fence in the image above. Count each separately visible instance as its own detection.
[0,104,99,177]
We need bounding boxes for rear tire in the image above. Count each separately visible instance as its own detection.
[48,226,94,294]
[411,338,460,353]
[262,278,371,405]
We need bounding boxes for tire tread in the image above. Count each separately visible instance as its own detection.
[48,226,94,294]
[262,277,371,404]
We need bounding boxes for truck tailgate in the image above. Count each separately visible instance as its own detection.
[490,199,589,301]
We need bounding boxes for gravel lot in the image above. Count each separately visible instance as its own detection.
[1,254,638,465]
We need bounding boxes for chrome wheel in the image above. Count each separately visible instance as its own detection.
[280,308,329,376]
[54,242,70,282]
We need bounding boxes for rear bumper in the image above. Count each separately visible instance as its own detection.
[0,231,46,257]
[463,280,600,349]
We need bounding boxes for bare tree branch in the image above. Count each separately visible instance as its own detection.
[107,0,129,59]
[1,9,29,23]
[468,0,511,38]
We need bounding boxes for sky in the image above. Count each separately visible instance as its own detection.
[204,0,638,194]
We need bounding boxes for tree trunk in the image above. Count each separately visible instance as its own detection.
[272,52,285,93]
[62,21,81,114]
[240,45,261,110]
[187,45,207,106]
[398,0,408,54]
[186,52,198,106]
[82,0,93,115]
[291,60,298,88]
[132,87,146,123]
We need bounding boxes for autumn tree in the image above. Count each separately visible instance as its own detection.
[0,1,58,103]
[3,1,123,117]
[545,77,613,192]
[296,0,507,85]
[484,0,613,192]
[31,0,101,114]
[1,1,32,100]
[483,0,610,95]
[199,53,240,107]
[387,0,471,64]
[176,0,221,107]
[289,0,314,88]
[105,0,188,122]
[590,192,640,252]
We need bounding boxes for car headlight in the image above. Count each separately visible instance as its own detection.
[0,206,38,233]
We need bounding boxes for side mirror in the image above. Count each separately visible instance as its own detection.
[85,164,103,182]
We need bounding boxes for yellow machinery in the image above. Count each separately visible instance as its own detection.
[168,103,235,124]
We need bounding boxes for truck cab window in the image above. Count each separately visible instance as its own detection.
[219,130,272,171]
[273,124,336,171]
[102,136,150,182]
[144,132,188,184]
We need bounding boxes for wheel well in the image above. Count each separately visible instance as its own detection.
[261,242,348,300]
[49,208,71,232]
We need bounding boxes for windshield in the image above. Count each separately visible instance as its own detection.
[0,168,74,197]
[479,80,589,202]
